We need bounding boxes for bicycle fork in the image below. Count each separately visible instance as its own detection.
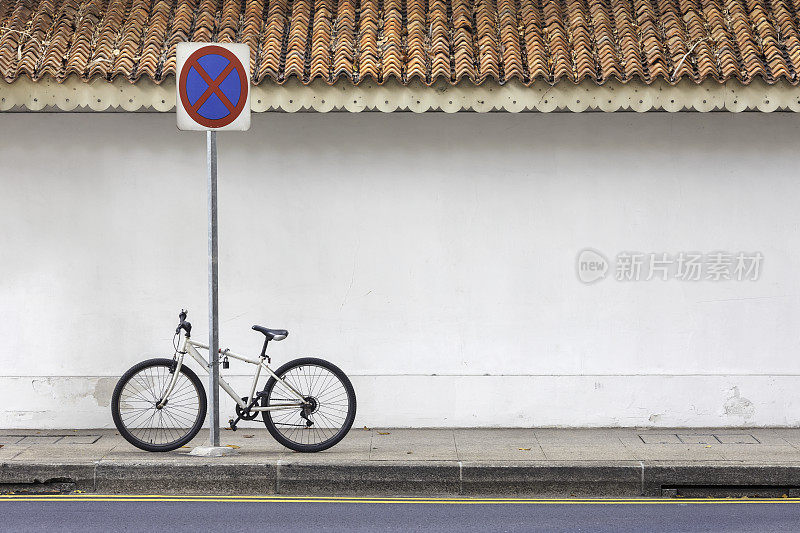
[156,355,184,409]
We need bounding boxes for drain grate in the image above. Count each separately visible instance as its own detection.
[715,434,760,444]
[662,485,800,498]
[639,434,760,444]
[639,434,682,444]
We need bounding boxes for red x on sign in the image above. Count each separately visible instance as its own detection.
[177,44,250,131]
[189,60,237,113]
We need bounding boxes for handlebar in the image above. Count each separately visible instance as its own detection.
[176,309,192,336]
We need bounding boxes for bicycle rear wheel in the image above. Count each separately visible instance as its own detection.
[261,357,356,452]
[111,358,207,452]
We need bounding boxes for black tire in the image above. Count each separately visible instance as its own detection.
[261,357,356,452]
[111,358,207,452]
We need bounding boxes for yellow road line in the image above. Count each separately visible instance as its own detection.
[7,493,800,501]
[0,494,800,505]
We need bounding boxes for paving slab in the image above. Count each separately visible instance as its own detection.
[717,445,800,462]
[17,436,62,445]
[59,435,102,444]
[0,446,27,461]
[368,429,458,461]
[454,429,546,461]
[533,429,625,443]
[540,445,638,461]
[677,434,718,444]
[638,434,682,444]
[618,436,729,461]
[279,430,372,463]
[744,432,793,446]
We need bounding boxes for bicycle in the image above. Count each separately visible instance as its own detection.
[111,310,356,453]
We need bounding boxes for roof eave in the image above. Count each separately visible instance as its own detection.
[2,77,798,112]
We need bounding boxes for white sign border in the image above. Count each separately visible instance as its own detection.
[176,42,251,131]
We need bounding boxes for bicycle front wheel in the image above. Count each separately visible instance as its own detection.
[111,358,207,452]
[261,357,356,452]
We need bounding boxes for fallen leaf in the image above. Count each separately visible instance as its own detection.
[704,445,712,448]
[377,432,390,435]
[223,427,232,431]
[180,446,191,449]
[74,490,85,494]
[406,451,412,454]
[225,444,241,449]
[0,445,3,449]
[518,448,531,451]
[363,426,371,431]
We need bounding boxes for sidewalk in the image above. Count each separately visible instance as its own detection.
[3,428,800,497]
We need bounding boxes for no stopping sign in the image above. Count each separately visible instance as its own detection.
[176,43,251,131]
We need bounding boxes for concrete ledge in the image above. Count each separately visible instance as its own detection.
[277,461,460,495]
[4,460,800,496]
[94,461,277,494]
[460,462,643,496]
[4,429,800,496]
[0,462,96,492]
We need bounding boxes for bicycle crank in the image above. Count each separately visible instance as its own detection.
[235,397,260,421]
[229,397,261,431]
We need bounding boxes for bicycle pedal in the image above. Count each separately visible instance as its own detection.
[228,419,238,431]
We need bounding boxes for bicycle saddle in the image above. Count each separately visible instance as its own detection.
[252,325,288,341]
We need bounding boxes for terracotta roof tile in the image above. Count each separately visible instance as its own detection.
[428,0,450,80]
[519,0,547,80]
[2,0,800,85]
[331,0,355,79]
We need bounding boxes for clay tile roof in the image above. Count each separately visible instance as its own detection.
[2,0,800,86]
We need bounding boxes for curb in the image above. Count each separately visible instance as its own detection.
[3,460,800,496]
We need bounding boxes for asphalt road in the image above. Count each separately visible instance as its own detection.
[1,496,799,532]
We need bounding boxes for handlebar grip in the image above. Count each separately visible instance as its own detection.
[175,309,192,335]
[176,310,191,335]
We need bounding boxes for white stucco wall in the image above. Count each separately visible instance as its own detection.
[1,111,799,429]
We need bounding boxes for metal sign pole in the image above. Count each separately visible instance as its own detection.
[207,130,221,447]
[178,42,248,457]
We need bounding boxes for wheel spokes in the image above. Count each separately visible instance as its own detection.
[267,364,350,447]
[119,365,202,447]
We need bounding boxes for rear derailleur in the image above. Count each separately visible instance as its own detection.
[299,396,317,428]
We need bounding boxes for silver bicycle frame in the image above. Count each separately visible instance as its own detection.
[158,334,306,412]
